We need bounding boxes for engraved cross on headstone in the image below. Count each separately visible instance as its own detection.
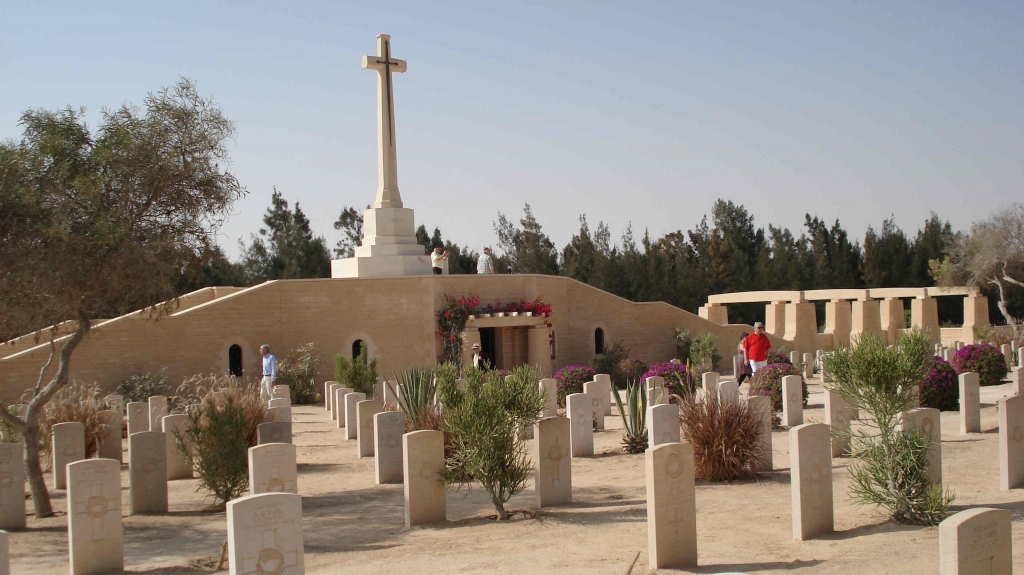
[361,34,408,210]
[241,528,299,575]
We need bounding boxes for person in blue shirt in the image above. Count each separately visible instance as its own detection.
[260,344,277,399]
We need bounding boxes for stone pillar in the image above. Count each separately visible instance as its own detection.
[747,395,772,471]
[790,423,834,541]
[938,507,1012,575]
[902,408,942,485]
[824,300,852,347]
[879,297,905,344]
[783,302,818,355]
[782,376,803,427]
[698,303,728,325]
[962,295,990,345]
[959,372,980,434]
[764,301,787,336]
[534,417,572,507]
[850,298,882,341]
[648,404,680,447]
[911,296,940,345]
[403,430,446,527]
[645,443,697,569]
[998,395,1024,491]
[527,325,552,377]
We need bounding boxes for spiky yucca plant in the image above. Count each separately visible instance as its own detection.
[389,366,439,431]
[612,380,648,453]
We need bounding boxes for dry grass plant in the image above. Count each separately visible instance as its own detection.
[35,381,108,468]
[175,373,271,447]
[674,391,768,481]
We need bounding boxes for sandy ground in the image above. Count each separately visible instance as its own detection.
[9,377,1024,574]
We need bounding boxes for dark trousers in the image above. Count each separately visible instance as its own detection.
[432,267,443,275]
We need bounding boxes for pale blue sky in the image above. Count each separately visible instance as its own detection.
[3,1,1021,258]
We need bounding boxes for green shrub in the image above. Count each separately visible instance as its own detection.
[592,340,628,384]
[276,342,322,404]
[689,332,722,372]
[443,364,545,520]
[615,358,648,388]
[674,327,693,363]
[612,381,647,453]
[390,366,440,431]
[749,363,807,411]
[116,368,170,403]
[335,341,378,395]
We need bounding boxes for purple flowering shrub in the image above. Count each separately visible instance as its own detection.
[553,365,596,407]
[749,363,807,411]
[642,362,695,396]
[920,356,959,411]
[765,350,792,366]
[616,357,648,386]
[951,344,1008,387]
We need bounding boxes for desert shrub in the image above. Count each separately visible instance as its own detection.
[276,342,322,404]
[675,391,767,481]
[642,362,693,397]
[390,366,440,432]
[116,368,170,404]
[612,380,647,453]
[38,382,107,466]
[823,329,955,525]
[951,344,1008,387]
[616,358,648,387]
[674,327,693,363]
[749,363,807,411]
[335,341,378,395]
[175,374,271,450]
[689,332,722,372]
[443,364,545,520]
[553,365,596,407]
[765,349,792,366]
[592,340,629,385]
[920,356,959,411]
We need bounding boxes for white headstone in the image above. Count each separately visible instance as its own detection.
[594,374,613,415]
[0,445,25,530]
[539,378,558,418]
[582,382,604,431]
[533,417,571,507]
[789,351,799,364]
[645,376,666,405]
[1001,344,1013,370]
[128,431,167,515]
[227,492,304,575]
[373,378,385,401]
[566,393,594,457]
[268,406,292,424]
[701,372,719,397]
[126,402,148,435]
[97,409,122,463]
[782,375,803,427]
[902,407,943,485]
[717,381,739,404]
[645,442,697,569]
[383,380,399,409]
[824,389,853,457]
[162,414,192,480]
[403,430,446,527]
[1011,366,1023,396]
[959,372,981,434]
[345,392,366,440]
[272,385,290,401]
[648,404,680,447]
[789,423,833,540]
[324,381,339,411]
[938,507,1012,575]
[374,411,406,484]
[0,530,7,575]
[998,395,1024,491]
[747,395,773,471]
[333,387,353,426]
[67,459,122,575]
[802,353,814,380]
[105,394,124,415]
[248,443,298,495]
[147,396,168,434]
[357,400,383,458]
[257,422,293,445]
[268,398,290,409]
[52,421,85,490]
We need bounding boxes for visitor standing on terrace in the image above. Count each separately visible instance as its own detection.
[743,323,771,374]
[477,247,495,274]
[260,344,277,399]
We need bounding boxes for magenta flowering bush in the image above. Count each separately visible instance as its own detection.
[616,357,648,386]
[920,356,959,411]
[951,344,1008,387]
[765,350,792,366]
[642,362,695,396]
[553,365,596,407]
[749,363,806,411]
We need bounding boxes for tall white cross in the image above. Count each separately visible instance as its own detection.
[362,34,408,209]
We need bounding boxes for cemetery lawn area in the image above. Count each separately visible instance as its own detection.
[9,378,1024,574]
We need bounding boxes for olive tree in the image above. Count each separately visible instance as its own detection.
[0,78,244,517]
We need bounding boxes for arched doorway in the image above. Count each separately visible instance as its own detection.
[595,328,605,354]
[228,344,243,377]
[352,339,364,360]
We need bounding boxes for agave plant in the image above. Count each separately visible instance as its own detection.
[612,380,648,453]
[388,366,439,431]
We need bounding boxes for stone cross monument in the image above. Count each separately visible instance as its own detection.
[332,34,432,278]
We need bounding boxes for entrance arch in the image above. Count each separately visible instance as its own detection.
[228,344,243,377]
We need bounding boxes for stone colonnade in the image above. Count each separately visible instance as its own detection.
[698,287,986,354]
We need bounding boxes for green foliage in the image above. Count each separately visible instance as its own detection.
[177,397,251,507]
[116,368,170,404]
[592,340,629,384]
[434,362,462,409]
[612,380,648,453]
[0,406,19,444]
[334,341,378,396]
[437,294,481,365]
[239,187,332,282]
[389,366,439,431]
[443,364,545,520]
[674,328,693,363]
[749,363,806,411]
[615,358,648,387]
[276,342,322,404]
[333,205,367,258]
[494,204,560,275]
[689,332,722,372]
[822,329,954,525]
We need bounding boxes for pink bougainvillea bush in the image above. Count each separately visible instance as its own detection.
[749,363,807,411]
[642,362,694,397]
[920,356,959,411]
[951,344,1008,387]
[553,365,596,407]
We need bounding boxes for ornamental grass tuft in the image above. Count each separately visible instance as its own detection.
[674,390,767,481]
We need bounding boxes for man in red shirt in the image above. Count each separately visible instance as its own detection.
[743,322,772,374]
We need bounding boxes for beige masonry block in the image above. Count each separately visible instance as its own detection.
[345,392,366,440]
[97,409,123,463]
[582,382,605,431]
[67,459,123,575]
[645,442,697,569]
[0,445,25,529]
[357,400,382,458]
[403,430,446,527]
[533,416,571,507]
[782,375,803,427]
[539,378,557,418]
[566,393,593,457]
[53,422,85,490]
[147,396,168,433]
[790,423,833,540]
[824,389,854,457]
[648,403,680,447]
[257,422,292,445]
[902,407,943,485]
[226,492,304,575]
[375,411,406,484]
[248,443,298,495]
[959,372,981,434]
[998,395,1024,491]
[128,431,167,515]
[939,507,1012,575]
[748,395,772,471]
[162,414,192,481]
[127,402,148,435]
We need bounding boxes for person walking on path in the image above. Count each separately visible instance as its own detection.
[734,332,753,384]
[743,323,771,374]
[431,245,449,275]
[477,247,495,274]
[260,344,277,399]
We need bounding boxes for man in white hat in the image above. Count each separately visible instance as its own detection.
[471,343,486,369]
[742,322,771,374]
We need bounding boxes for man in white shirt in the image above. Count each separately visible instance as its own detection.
[477,247,495,274]
[260,344,277,399]
[430,245,448,275]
